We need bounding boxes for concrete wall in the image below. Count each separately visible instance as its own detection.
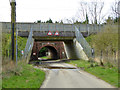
[63,40,78,59]
[73,38,89,60]
[63,39,89,60]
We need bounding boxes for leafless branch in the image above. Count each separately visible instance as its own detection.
[111,0,119,17]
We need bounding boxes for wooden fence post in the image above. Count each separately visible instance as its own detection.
[100,50,104,66]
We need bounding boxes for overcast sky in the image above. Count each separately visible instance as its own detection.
[0,0,116,23]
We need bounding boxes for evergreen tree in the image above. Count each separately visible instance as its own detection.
[82,13,89,24]
[37,20,41,23]
[113,17,120,23]
[74,20,82,24]
[106,17,113,24]
[55,21,59,23]
[46,18,53,23]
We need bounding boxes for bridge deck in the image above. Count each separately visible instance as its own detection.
[1,22,105,33]
[1,22,118,38]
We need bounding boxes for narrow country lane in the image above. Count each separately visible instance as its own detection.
[39,63,114,88]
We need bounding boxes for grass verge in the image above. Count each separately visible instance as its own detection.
[39,56,49,59]
[68,60,118,87]
[2,61,45,88]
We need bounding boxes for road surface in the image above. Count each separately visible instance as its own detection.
[38,63,114,88]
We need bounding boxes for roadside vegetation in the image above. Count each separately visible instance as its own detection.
[2,60,45,88]
[68,59,118,87]
[39,56,49,59]
[2,33,46,88]
[72,22,118,87]
[85,23,118,67]
[2,33,27,60]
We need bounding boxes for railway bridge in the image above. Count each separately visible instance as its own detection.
[1,22,102,61]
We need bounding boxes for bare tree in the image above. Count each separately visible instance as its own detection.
[76,0,106,24]
[76,1,88,22]
[88,0,105,24]
[111,0,120,18]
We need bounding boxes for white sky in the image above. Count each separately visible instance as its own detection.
[0,0,116,23]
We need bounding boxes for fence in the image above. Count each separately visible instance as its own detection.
[75,27,92,58]
[2,22,118,33]
[22,27,34,62]
[94,49,118,67]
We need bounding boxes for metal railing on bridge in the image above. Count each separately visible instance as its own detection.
[75,27,92,58]
[23,27,34,61]
[2,22,117,33]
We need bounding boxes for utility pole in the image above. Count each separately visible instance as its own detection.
[10,0,16,61]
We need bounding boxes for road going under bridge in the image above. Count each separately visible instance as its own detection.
[1,22,106,61]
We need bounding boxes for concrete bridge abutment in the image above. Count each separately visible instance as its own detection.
[63,39,89,60]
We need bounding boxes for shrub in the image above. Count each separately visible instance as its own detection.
[86,24,118,66]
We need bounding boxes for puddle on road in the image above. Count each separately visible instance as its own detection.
[44,66,80,73]
[43,66,77,69]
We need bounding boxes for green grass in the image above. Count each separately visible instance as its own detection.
[39,56,49,59]
[2,62,45,88]
[85,34,96,45]
[68,60,118,87]
[0,80,2,90]
[2,34,45,88]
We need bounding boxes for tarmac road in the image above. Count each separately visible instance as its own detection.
[40,63,114,88]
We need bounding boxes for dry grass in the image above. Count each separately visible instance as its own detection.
[86,24,118,66]
[2,59,27,79]
[2,60,15,73]
[2,59,45,88]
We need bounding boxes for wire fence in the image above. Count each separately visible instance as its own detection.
[1,22,118,33]
[75,26,92,58]
[22,28,34,61]
[1,23,34,66]
[94,49,118,67]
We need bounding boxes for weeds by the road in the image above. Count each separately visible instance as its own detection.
[85,24,118,66]
[2,60,45,88]
[2,33,27,60]
[2,33,45,88]
[68,60,118,87]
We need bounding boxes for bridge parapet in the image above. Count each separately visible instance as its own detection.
[1,22,101,32]
[1,22,118,34]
